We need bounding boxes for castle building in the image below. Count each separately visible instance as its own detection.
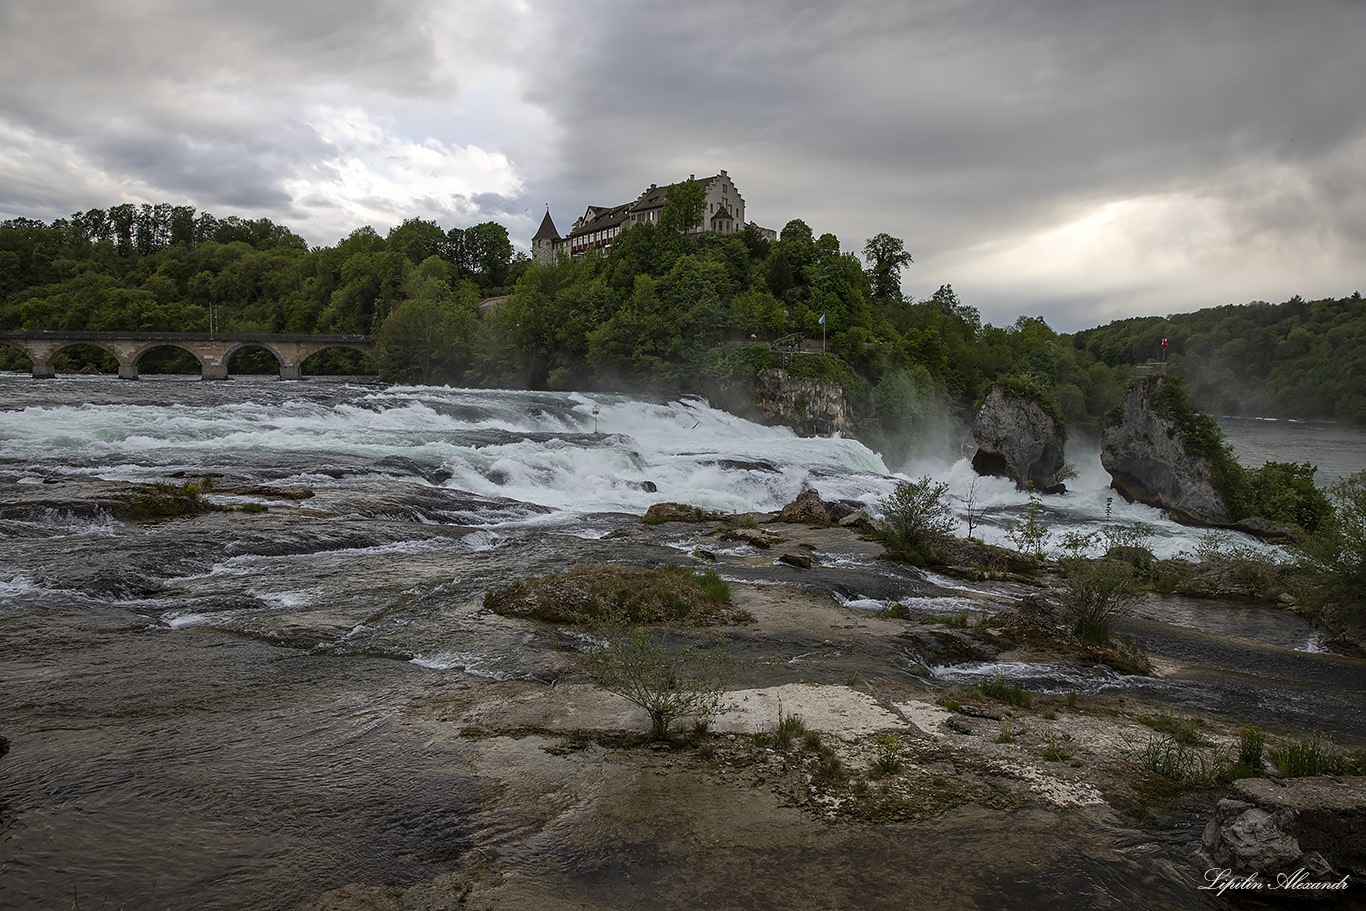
[531,170,774,263]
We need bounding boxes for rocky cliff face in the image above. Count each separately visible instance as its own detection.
[970,386,1067,493]
[753,370,854,437]
[1100,376,1234,525]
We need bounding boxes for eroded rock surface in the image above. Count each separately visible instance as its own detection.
[1100,376,1234,525]
[1200,776,1366,879]
[970,386,1067,493]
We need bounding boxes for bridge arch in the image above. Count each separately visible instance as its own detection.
[130,342,204,376]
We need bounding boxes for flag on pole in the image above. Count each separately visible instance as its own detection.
[819,314,826,325]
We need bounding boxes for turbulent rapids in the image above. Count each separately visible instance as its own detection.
[2,375,1364,911]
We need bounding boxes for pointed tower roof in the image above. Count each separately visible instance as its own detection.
[533,209,560,242]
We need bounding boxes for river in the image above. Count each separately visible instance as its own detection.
[1,375,1363,910]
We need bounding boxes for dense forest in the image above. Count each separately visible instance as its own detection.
[2,200,1362,441]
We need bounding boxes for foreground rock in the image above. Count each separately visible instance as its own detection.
[1200,776,1366,881]
[1101,375,1235,525]
[971,385,1067,493]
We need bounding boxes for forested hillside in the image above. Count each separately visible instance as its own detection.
[3,201,1360,439]
[1072,295,1366,423]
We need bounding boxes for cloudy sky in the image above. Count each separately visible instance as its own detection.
[2,0,1363,331]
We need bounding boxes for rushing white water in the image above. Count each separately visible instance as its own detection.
[6,378,1339,563]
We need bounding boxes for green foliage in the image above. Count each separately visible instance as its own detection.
[660,178,707,234]
[1293,470,1366,617]
[868,733,904,778]
[773,712,807,751]
[862,233,912,302]
[1129,734,1225,785]
[1057,556,1141,645]
[1241,461,1333,532]
[126,481,213,521]
[1270,736,1362,778]
[878,476,954,564]
[1073,294,1366,423]
[1004,489,1051,559]
[1238,724,1266,769]
[1043,730,1073,762]
[979,672,1033,708]
[579,606,735,741]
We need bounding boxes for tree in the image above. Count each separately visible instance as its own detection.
[862,232,913,302]
[879,476,954,564]
[581,606,734,741]
[660,177,706,234]
[1294,470,1366,617]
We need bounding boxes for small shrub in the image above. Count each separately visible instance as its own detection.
[1005,489,1051,559]
[801,730,824,752]
[996,717,1017,744]
[695,567,731,604]
[239,502,265,514]
[579,606,736,742]
[941,697,962,713]
[1057,556,1140,645]
[879,476,954,564]
[868,733,904,778]
[1043,730,1072,762]
[1238,724,1266,769]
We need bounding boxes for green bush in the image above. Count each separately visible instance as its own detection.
[878,476,954,564]
[1058,557,1140,645]
[579,606,736,742]
[868,733,904,778]
[1294,470,1366,617]
[1241,461,1333,532]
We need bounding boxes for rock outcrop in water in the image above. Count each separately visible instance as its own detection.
[1200,776,1366,881]
[970,385,1067,493]
[1101,375,1235,525]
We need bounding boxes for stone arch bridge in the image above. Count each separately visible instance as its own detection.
[0,331,375,380]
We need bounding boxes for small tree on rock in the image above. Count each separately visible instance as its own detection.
[581,604,734,741]
[879,476,954,564]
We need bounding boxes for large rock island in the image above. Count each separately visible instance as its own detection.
[971,383,1068,493]
[1101,373,1237,525]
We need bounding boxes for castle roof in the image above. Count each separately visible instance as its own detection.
[567,201,633,239]
[532,210,560,242]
